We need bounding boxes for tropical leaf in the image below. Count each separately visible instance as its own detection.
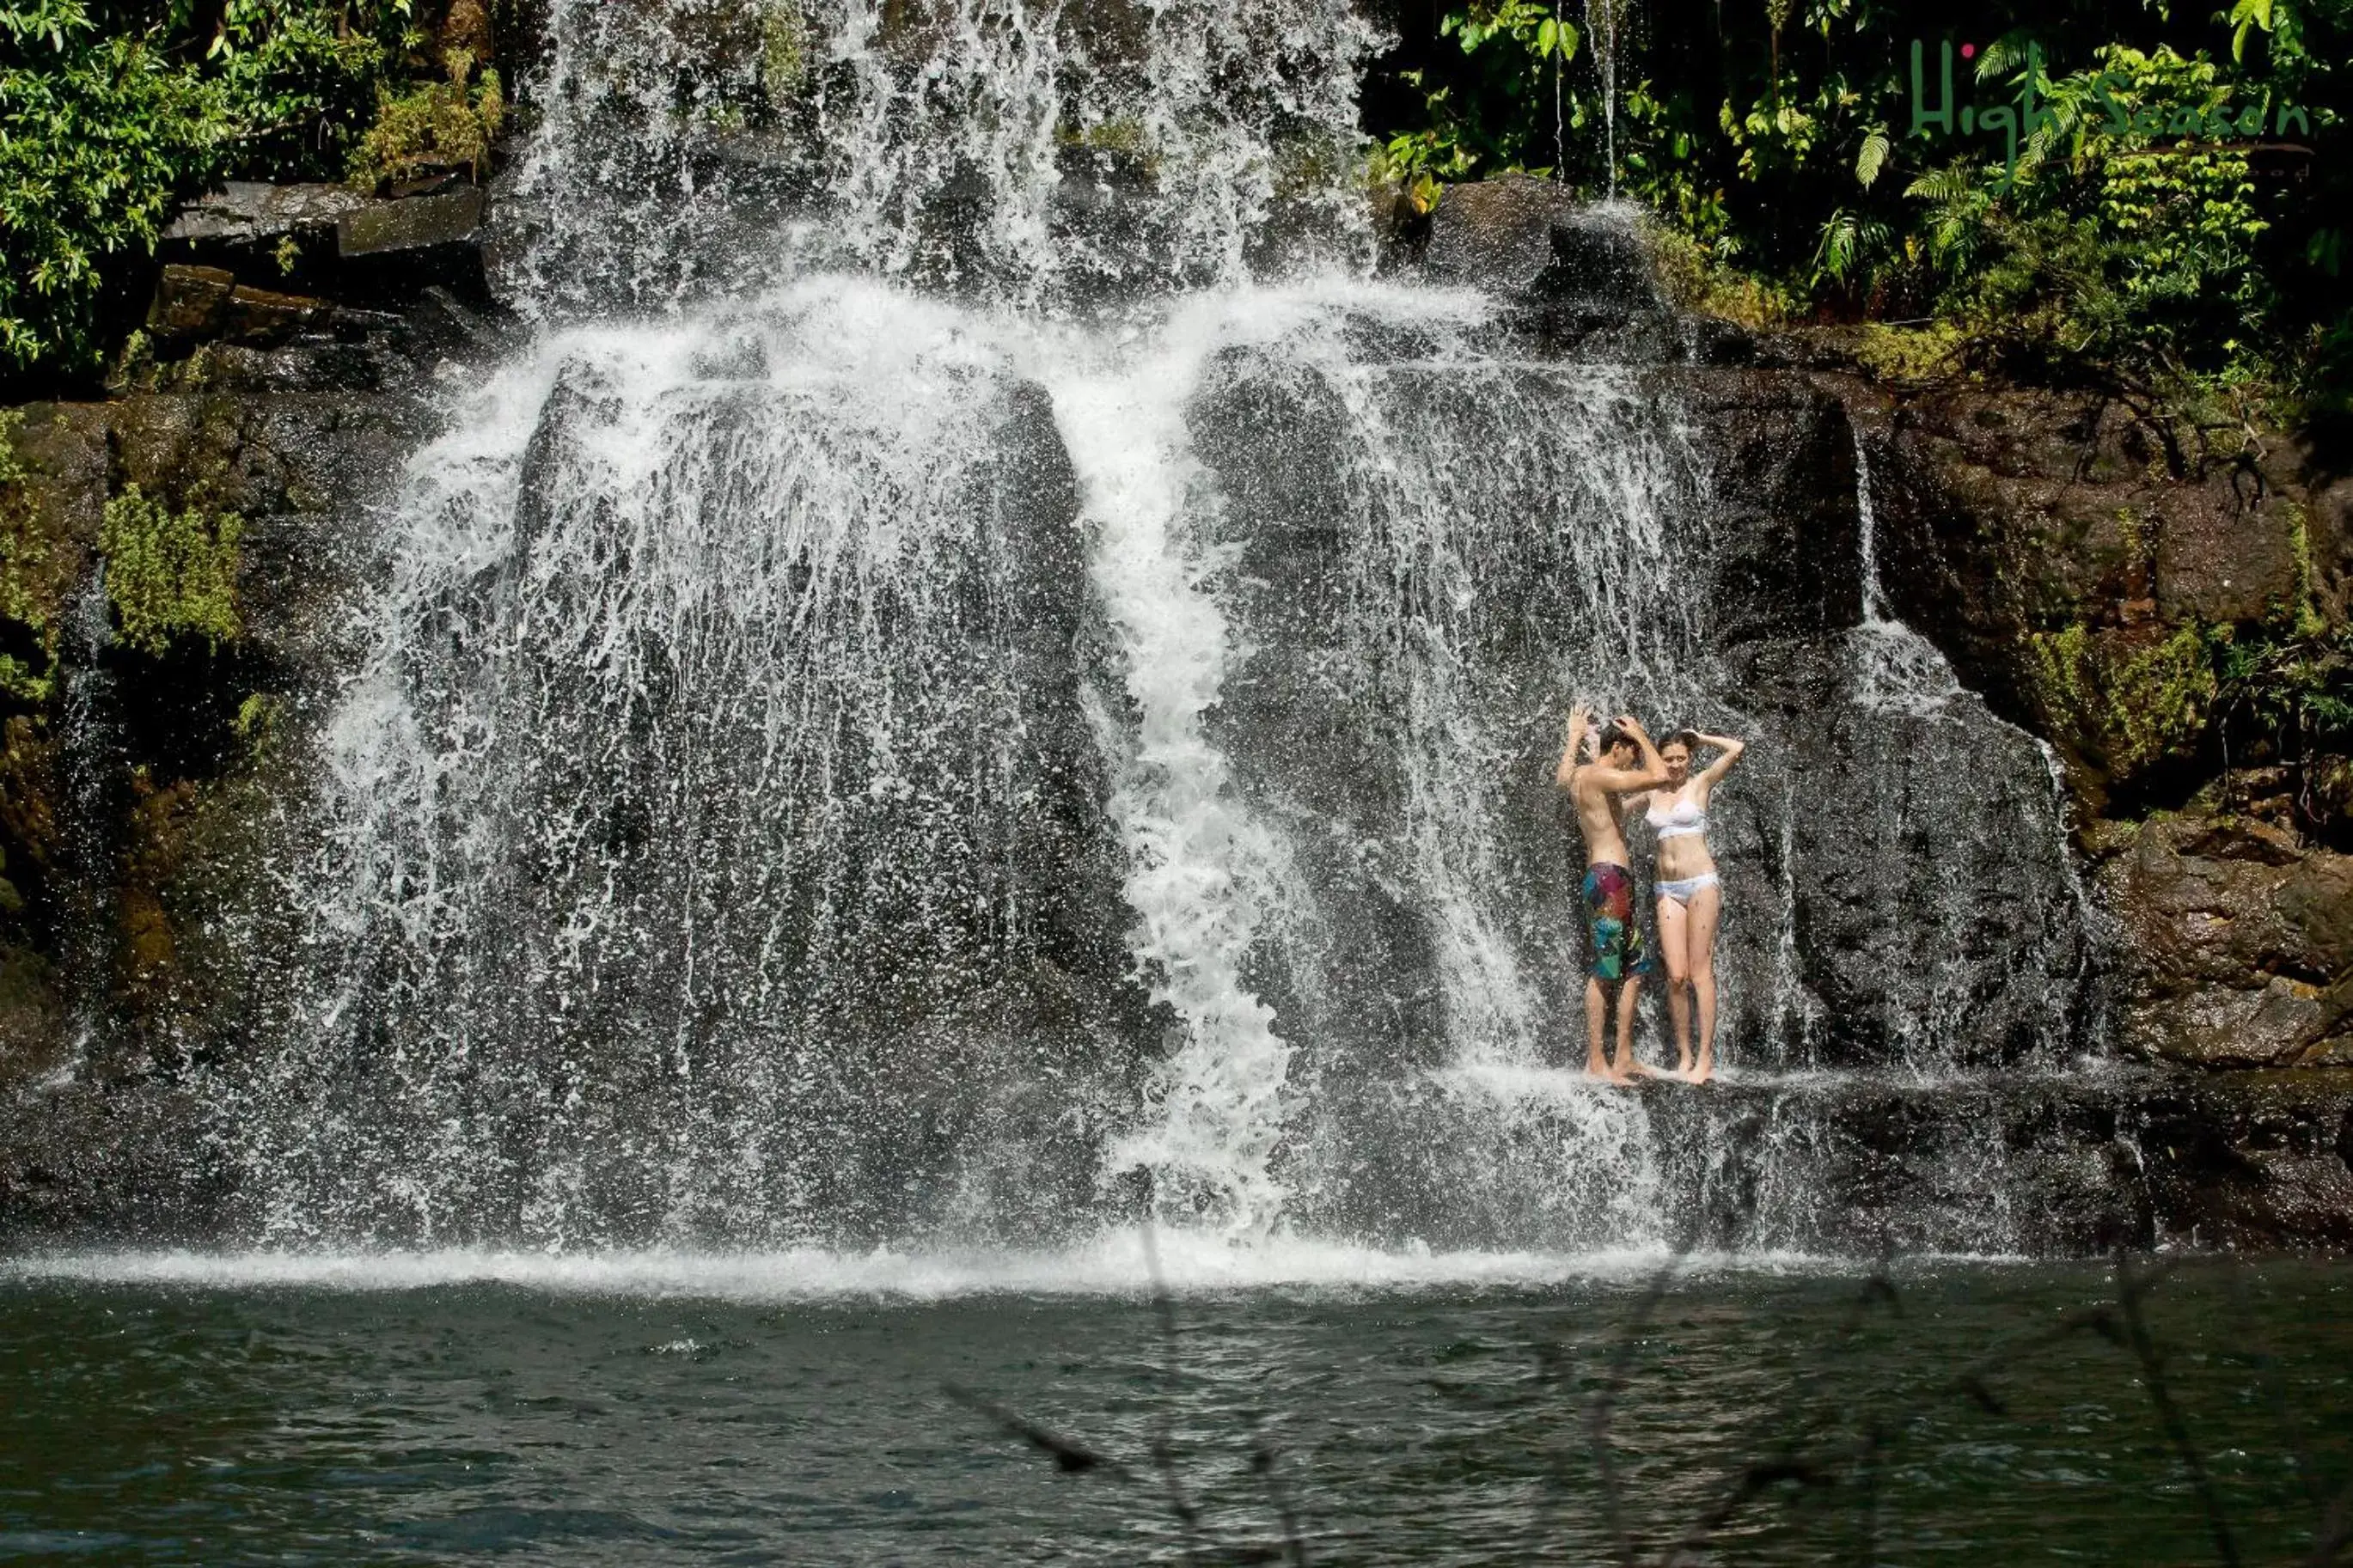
[1855,126,1889,187]
[1814,211,1855,278]
[1904,164,1975,204]
[2229,0,2275,62]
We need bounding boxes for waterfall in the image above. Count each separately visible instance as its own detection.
[198,0,2106,1255]
[1850,424,1959,712]
[47,574,124,1084]
[1586,0,1620,198]
[497,0,1380,317]
[1833,423,2093,1072]
[1042,302,1299,1236]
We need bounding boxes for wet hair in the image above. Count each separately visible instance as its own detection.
[1597,723,1634,754]
[1662,729,1701,755]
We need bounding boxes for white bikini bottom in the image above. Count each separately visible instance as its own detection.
[1656,872,1721,906]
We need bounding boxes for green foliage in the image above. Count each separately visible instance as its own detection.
[208,0,402,181]
[2027,610,2353,809]
[760,0,806,98]
[0,410,56,703]
[2,0,477,380]
[1380,1,1581,183]
[1374,0,2353,418]
[2209,621,2353,753]
[234,690,282,755]
[2029,622,2217,779]
[2114,626,2224,776]
[1,7,227,375]
[1847,43,2290,386]
[346,60,504,192]
[98,483,242,657]
[1854,320,1969,381]
[1650,223,1792,327]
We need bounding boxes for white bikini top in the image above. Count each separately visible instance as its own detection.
[1647,793,1708,839]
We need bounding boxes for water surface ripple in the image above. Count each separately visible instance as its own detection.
[4,1254,2347,1564]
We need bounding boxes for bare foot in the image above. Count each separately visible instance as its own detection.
[1688,1062,1715,1085]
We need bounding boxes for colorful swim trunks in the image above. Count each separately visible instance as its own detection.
[1581,862,1653,981]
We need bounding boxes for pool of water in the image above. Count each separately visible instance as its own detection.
[3,1242,2348,1564]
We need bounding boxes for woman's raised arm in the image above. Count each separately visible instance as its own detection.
[1696,732,1746,785]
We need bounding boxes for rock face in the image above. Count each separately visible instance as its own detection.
[4,176,2350,1251]
[214,340,1158,1249]
[2133,1071,2353,1248]
[1672,369,1863,643]
[1873,384,2332,812]
[1,174,461,1243]
[1857,374,2352,1093]
[163,181,495,309]
[2094,816,2353,1066]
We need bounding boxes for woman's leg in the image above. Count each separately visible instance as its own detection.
[1689,883,1723,1083]
[1655,894,1693,1075]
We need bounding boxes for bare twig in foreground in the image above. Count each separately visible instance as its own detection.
[2114,1253,2240,1568]
[944,1382,1136,1480]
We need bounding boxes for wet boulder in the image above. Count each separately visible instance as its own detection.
[147,266,336,351]
[2095,815,2353,1067]
[338,188,492,301]
[1409,177,1673,356]
[161,182,368,278]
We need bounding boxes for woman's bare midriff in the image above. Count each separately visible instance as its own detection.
[1656,833,1717,882]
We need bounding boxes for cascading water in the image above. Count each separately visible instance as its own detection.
[1586,0,1620,198]
[46,576,125,1084]
[215,285,1158,1248]
[205,0,2109,1256]
[497,0,1379,316]
[1042,303,1304,1236]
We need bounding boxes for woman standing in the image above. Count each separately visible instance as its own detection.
[1641,730,1745,1083]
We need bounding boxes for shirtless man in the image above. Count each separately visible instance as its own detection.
[1555,706,1671,1083]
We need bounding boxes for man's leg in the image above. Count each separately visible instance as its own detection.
[1584,976,1609,1076]
[1612,975,1645,1079]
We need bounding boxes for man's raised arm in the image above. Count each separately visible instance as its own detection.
[1595,714,1672,793]
[1555,705,1591,789]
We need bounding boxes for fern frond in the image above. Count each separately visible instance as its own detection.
[1904,164,1975,203]
[1855,127,1890,188]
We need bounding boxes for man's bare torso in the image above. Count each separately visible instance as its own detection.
[1571,767,1634,868]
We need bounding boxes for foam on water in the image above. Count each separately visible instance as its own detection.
[3,1232,1877,1303]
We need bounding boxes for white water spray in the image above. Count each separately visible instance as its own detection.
[1039,302,1300,1235]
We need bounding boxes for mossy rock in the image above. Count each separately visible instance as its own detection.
[2026,621,2215,785]
[0,407,107,705]
[99,484,243,659]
